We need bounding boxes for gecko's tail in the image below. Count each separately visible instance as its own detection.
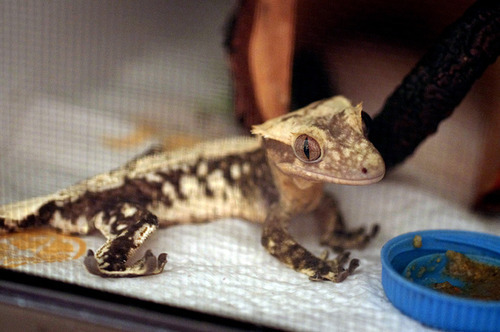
[0,196,56,233]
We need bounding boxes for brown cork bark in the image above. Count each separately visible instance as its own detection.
[226,0,297,129]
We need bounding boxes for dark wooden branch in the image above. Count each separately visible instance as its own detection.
[369,0,500,169]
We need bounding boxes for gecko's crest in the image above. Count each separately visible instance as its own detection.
[252,96,354,143]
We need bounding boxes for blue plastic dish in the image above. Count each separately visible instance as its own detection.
[381,230,500,332]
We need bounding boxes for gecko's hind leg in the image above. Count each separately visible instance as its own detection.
[314,193,379,252]
[84,202,167,277]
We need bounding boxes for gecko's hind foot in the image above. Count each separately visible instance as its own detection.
[321,224,379,252]
[83,249,168,278]
[309,251,360,282]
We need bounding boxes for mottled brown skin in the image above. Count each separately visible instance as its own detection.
[0,96,385,281]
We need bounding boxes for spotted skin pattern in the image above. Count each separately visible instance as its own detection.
[0,96,385,281]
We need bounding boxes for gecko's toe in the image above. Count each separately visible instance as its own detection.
[143,250,158,273]
[348,258,360,274]
[334,251,351,267]
[332,257,359,282]
[336,270,349,283]
[83,250,101,276]
[370,224,380,237]
[158,253,168,266]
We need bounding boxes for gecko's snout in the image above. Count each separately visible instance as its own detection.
[355,151,385,185]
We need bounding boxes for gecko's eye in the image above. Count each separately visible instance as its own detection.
[293,134,322,163]
[361,111,372,138]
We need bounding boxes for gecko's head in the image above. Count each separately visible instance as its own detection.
[252,96,385,185]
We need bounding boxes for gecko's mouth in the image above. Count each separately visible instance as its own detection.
[280,163,385,186]
[333,171,385,185]
[306,170,385,186]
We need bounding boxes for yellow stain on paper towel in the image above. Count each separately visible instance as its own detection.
[0,229,86,268]
[103,123,201,151]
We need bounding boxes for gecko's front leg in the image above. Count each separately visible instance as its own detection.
[261,203,358,282]
[83,202,167,277]
[314,193,379,251]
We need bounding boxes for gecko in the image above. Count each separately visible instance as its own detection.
[0,96,385,282]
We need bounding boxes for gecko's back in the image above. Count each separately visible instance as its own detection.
[0,137,278,234]
[126,136,278,226]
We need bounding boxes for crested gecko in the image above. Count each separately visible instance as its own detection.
[0,96,385,282]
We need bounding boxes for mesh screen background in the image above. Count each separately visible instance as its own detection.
[0,1,498,331]
[0,1,240,204]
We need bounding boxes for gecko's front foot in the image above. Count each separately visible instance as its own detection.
[308,251,359,282]
[84,249,168,278]
[321,224,379,252]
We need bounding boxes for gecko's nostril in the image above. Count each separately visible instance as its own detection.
[362,167,368,174]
